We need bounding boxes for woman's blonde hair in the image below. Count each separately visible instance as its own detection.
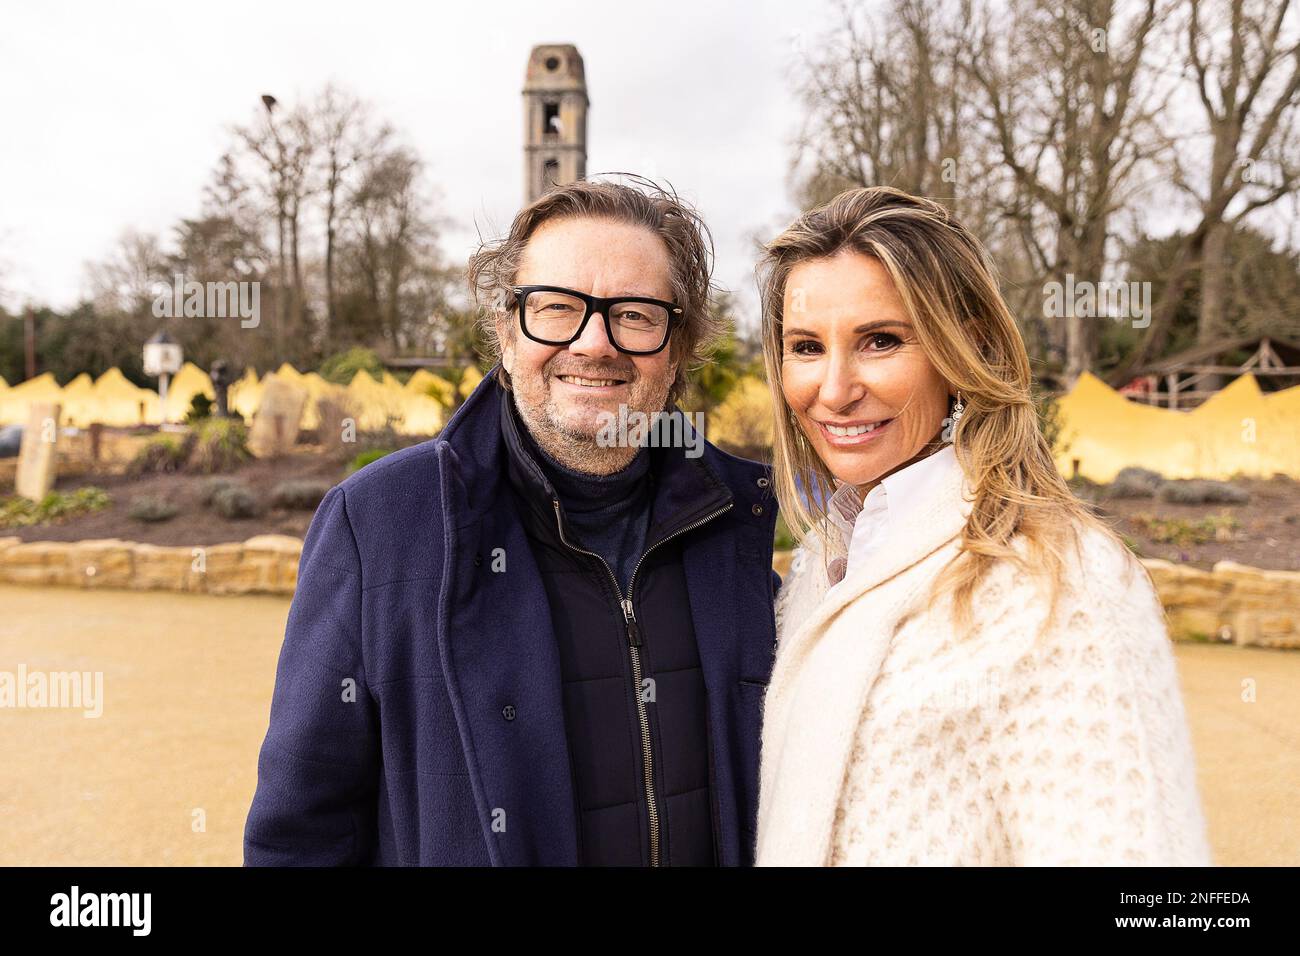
[758,186,1118,628]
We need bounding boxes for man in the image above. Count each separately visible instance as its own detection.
[244,178,780,866]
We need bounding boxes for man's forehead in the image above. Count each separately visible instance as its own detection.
[516,217,674,298]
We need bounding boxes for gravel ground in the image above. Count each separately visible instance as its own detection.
[0,585,1295,866]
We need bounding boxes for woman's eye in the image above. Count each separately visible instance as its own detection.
[786,339,822,356]
[865,332,901,351]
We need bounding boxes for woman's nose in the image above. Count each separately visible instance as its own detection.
[818,353,865,410]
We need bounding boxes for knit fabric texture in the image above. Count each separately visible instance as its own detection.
[756,461,1213,866]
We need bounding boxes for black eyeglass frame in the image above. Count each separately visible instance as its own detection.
[510,284,683,355]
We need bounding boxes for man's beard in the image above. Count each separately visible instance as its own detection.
[513,360,673,476]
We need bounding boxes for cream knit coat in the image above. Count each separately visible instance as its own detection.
[755,461,1213,866]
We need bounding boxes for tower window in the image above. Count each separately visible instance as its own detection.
[542,102,561,136]
[545,56,560,71]
[544,159,560,188]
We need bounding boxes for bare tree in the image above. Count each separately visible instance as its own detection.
[967,0,1169,384]
[1107,0,1300,384]
[795,0,1003,233]
[312,85,393,349]
[342,146,443,352]
[228,97,317,355]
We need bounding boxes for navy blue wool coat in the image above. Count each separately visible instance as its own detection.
[243,368,780,866]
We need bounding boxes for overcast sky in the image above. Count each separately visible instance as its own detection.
[0,0,837,321]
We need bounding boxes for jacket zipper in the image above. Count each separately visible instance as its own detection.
[552,497,733,867]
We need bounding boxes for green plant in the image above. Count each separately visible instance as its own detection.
[0,487,110,528]
[128,495,179,522]
[198,476,241,507]
[188,417,251,474]
[128,434,190,475]
[211,484,258,519]
[319,347,384,385]
[184,393,213,424]
[271,479,333,510]
[1130,513,1240,547]
[348,448,393,473]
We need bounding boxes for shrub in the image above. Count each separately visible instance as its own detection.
[319,347,384,385]
[184,393,213,424]
[1130,513,1239,547]
[189,417,251,474]
[0,487,110,528]
[271,479,333,510]
[1106,466,1164,499]
[1156,480,1250,505]
[128,495,179,522]
[348,448,393,473]
[128,434,190,475]
[211,484,258,519]
[198,476,240,507]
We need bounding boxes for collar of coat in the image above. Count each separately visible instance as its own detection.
[437,366,770,527]
[783,453,974,660]
[495,377,736,551]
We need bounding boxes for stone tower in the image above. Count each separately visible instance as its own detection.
[523,44,588,204]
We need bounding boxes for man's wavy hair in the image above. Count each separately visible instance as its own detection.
[466,174,723,406]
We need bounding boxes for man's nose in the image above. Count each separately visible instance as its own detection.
[569,309,620,358]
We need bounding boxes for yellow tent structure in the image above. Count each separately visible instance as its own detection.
[92,368,155,426]
[58,372,96,427]
[151,361,215,423]
[229,367,263,421]
[0,362,473,436]
[1054,372,1300,482]
[0,372,63,425]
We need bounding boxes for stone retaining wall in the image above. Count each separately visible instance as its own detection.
[1143,559,1300,649]
[0,535,301,596]
[0,537,1295,648]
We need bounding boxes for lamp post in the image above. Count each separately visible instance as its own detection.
[144,329,183,425]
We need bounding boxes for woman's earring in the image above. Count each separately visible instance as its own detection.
[943,392,964,444]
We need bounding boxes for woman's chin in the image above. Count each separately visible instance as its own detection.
[821,450,891,487]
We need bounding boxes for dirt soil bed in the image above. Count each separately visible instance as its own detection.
[8,454,1300,572]
[1091,477,1300,572]
[10,446,359,546]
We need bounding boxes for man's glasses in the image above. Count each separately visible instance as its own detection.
[510,285,681,355]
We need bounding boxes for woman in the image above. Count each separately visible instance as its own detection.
[754,187,1212,866]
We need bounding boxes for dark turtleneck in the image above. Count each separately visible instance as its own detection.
[507,393,653,596]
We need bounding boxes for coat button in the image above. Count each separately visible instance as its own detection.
[473,554,483,567]
[752,503,764,516]
[502,704,516,721]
